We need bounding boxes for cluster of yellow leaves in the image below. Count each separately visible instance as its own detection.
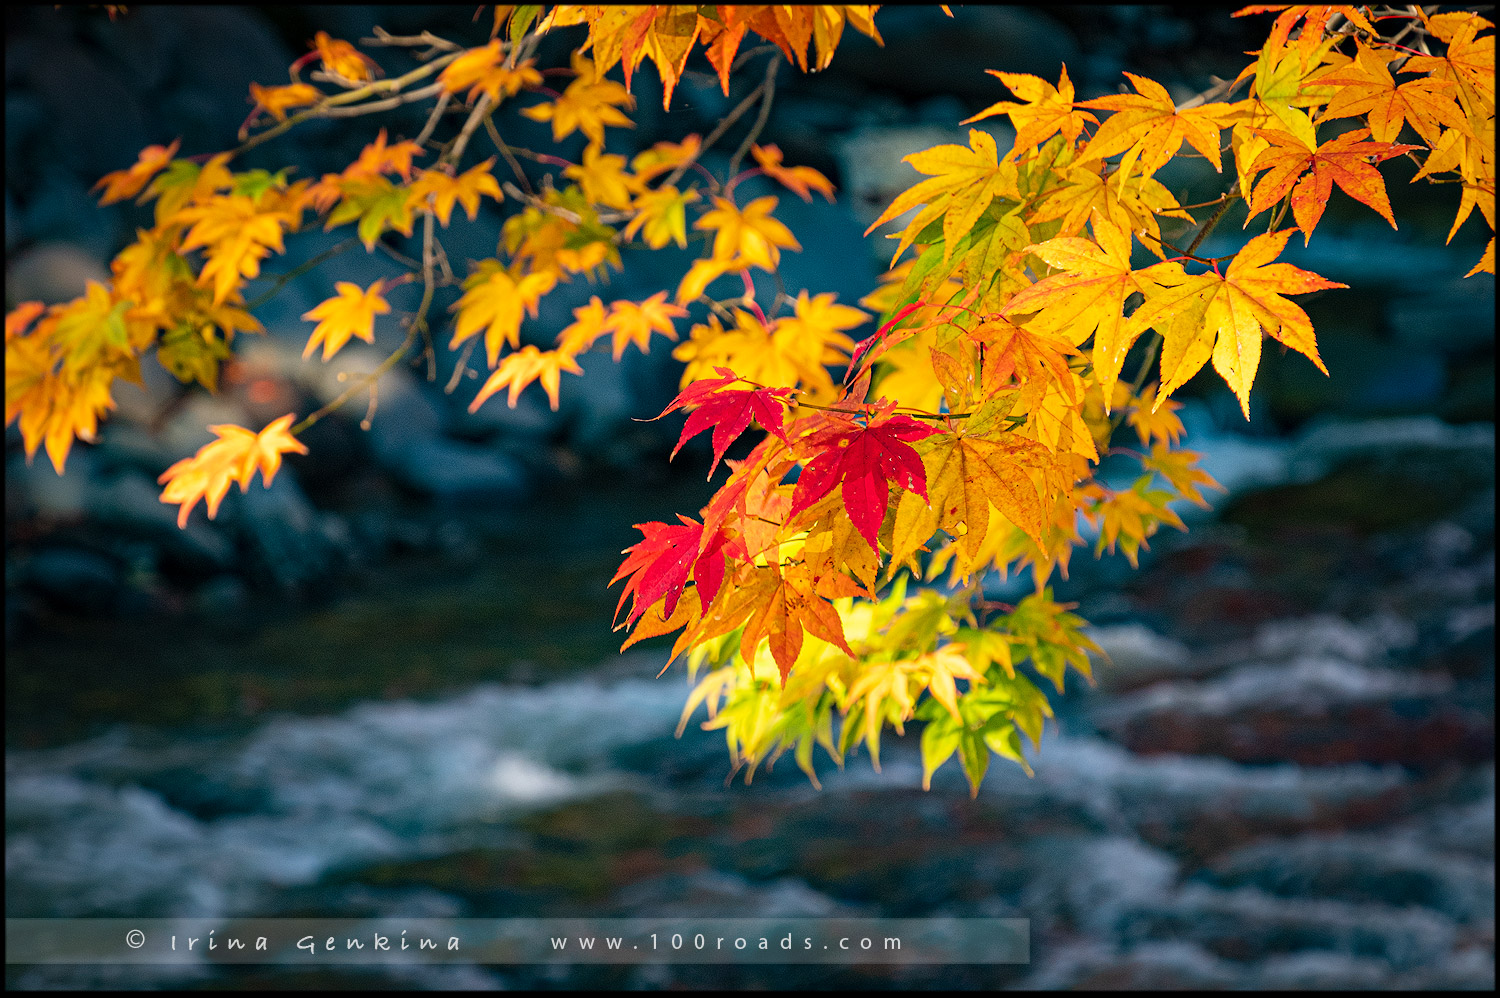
[157,414,309,527]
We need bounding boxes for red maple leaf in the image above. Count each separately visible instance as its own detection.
[611,515,729,625]
[788,414,943,550]
[656,366,792,477]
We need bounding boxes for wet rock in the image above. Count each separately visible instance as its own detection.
[23,547,122,614]
[89,470,236,573]
[1085,624,1198,691]
[232,468,348,591]
[1120,883,1459,969]
[1200,832,1495,923]
[1093,657,1492,767]
[383,438,530,502]
[5,241,110,305]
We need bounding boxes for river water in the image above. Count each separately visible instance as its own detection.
[6,412,1494,990]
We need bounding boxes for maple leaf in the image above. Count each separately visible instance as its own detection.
[733,562,853,684]
[406,159,504,227]
[604,292,686,360]
[1312,42,1470,145]
[521,51,635,147]
[1029,160,1194,258]
[157,413,308,528]
[313,31,378,82]
[176,194,298,305]
[301,280,390,361]
[891,429,1050,572]
[563,145,641,210]
[672,297,859,398]
[865,128,1021,266]
[1079,73,1236,180]
[1233,5,1375,69]
[470,345,583,411]
[673,257,736,305]
[1245,128,1417,241]
[450,260,557,367]
[324,177,418,251]
[696,196,801,270]
[962,64,1097,153]
[248,82,321,123]
[751,144,835,202]
[439,43,542,103]
[343,128,424,183]
[630,135,701,182]
[1124,229,1346,416]
[1404,11,1495,115]
[93,139,180,205]
[788,413,942,550]
[1142,442,1221,507]
[554,296,611,355]
[624,185,699,249]
[1002,215,1176,405]
[1127,384,1186,446]
[658,365,793,477]
[612,515,730,625]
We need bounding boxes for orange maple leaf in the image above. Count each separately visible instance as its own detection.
[157,414,308,527]
[450,261,557,367]
[751,144,835,202]
[470,345,584,411]
[93,139,180,205]
[439,43,542,104]
[605,292,686,360]
[1246,128,1418,241]
[1312,41,1471,145]
[312,31,379,82]
[407,159,504,226]
[248,82,322,123]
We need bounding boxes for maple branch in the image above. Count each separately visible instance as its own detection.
[231,51,462,157]
[244,236,362,311]
[663,67,774,189]
[318,80,446,118]
[414,89,452,148]
[445,337,479,394]
[364,26,462,53]
[1186,183,1239,256]
[728,55,780,180]
[483,115,536,196]
[443,92,494,168]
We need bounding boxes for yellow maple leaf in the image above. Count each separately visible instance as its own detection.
[470,345,583,411]
[864,128,1020,266]
[248,82,322,123]
[963,64,1097,154]
[604,291,686,359]
[696,195,800,270]
[1123,229,1346,417]
[555,296,611,355]
[158,413,309,528]
[563,145,641,210]
[300,280,391,361]
[520,51,635,147]
[450,260,557,367]
[93,139,180,205]
[406,159,503,227]
[631,134,701,182]
[1079,73,1236,182]
[674,256,737,304]
[624,185,699,249]
[439,43,542,104]
[176,194,298,305]
[1002,215,1177,406]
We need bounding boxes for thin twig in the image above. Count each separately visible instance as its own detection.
[415,89,452,147]
[728,56,780,179]
[483,114,535,195]
[245,237,361,311]
[663,70,772,189]
[443,92,494,167]
[319,80,446,118]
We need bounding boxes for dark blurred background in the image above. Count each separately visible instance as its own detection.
[6,5,1494,990]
